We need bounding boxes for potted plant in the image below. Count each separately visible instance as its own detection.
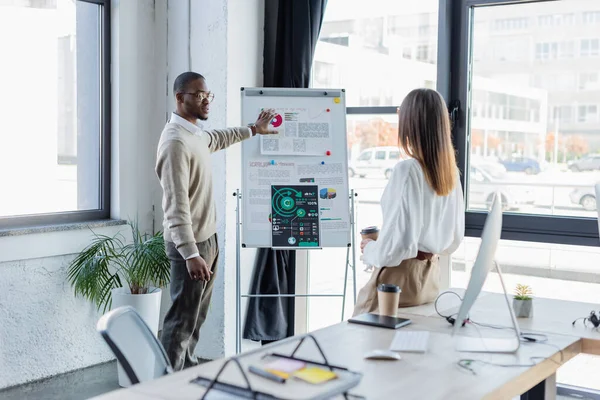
[512,284,533,318]
[67,222,170,386]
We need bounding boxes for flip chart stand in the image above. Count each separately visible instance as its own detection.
[234,189,358,354]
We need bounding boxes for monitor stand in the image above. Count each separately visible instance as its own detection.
[454,261,521,354]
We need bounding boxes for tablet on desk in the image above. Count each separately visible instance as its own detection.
[348,313,411,329]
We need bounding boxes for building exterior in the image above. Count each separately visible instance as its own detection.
[313,0,600,162]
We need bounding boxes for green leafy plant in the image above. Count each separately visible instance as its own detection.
[514,284,533,301]
[67,222,170,312]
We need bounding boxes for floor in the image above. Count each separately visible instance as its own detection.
[0,361,120,400]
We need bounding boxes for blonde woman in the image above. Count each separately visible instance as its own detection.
[353,88,465,316]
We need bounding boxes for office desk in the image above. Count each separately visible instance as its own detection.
[92,293,600,400]
[417,290,600,355]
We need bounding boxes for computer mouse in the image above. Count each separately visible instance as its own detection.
[363,349,402,361]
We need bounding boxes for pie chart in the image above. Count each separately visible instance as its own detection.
[270,114,283,128]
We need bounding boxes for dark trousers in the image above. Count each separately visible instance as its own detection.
[160,234,219,371]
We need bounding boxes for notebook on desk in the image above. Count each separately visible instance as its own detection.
[348,313,412,329]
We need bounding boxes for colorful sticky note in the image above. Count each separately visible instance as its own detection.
[265,369,290,379]
[265,358,305,373]
[294,367,338,384]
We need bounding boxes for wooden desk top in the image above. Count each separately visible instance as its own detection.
[422,290,600,354]
[119,313,578,400]
[92,293,600,400]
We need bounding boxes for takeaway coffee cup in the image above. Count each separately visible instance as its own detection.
[360,226,379,241]
[377,284,401,317]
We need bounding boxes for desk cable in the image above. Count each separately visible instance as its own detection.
[434,291,565,375]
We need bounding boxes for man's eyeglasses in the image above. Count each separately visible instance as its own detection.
[183,91,215,103]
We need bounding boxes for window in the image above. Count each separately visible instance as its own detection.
[313,0,439,107]
[312,61,336,87]
[581,39,600,57]
[309,0,439,332]
[0,0,110,228]
[493,17,529,31]
[551,105,573,123]
[538,13,575,27]
[416,45,431,62]
[535,41,574,60]
[358,151,372,161]
[453,0,600,248]
[583,11,600,24]
[320,35,349,47]
[579,72,599,90]
[532,73,578,91]
[578,105,599,122]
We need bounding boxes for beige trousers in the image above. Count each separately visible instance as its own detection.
[352,257,440,317]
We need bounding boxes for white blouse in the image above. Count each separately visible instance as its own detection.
[362,158,465,268]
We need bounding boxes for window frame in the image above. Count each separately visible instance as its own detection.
[0,0,111,230]
[327,0,600,247]
[443,0,600,247]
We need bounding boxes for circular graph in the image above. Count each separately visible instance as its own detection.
[296,209,306,217]
[280,197,295,211]
[272,187,301,218]
[270,114,283,128]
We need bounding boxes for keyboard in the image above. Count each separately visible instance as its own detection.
[389,330,430,353]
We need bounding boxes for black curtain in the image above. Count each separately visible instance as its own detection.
[243,0,328,343]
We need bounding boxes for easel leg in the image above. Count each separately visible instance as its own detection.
[341,246,350,320]
[351,189,357,304]
[235,189,242,354]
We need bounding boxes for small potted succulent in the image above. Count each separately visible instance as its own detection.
[512,284,533,318]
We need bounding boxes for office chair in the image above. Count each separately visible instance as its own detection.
[97,306,173,385]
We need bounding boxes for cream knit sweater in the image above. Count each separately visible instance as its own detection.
[156,122,252,259]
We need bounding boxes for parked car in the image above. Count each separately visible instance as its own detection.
[500,156,541,175]
[469,162,535,211]
[349,146,404,179]
[569,187,597,211]
[568,155,600,172]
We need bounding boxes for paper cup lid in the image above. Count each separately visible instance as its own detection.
[360,226,379,234]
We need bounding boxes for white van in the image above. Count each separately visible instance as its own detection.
[349,146,404,179]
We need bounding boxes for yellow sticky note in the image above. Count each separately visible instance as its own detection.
[333,97,341,104]
[294,367,337,384]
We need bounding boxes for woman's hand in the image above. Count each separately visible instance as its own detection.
[360,239,373,254]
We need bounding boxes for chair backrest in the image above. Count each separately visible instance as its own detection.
[97,306,172,385]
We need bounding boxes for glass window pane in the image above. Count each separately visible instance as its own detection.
[358,151,372,161]
[375,151,386,160]
[467,1,600,219]
[313,0,439,106]
[309,114,400,330]
[0,0,102,218]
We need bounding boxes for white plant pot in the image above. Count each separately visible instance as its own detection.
[111,286,162,387]
[512,298,533,318]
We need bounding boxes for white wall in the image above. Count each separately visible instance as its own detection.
[163,0,265,359]
[0,0,263,389]
[226,0,265,355]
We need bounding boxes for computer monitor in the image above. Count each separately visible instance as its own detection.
[452,192,521,353]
